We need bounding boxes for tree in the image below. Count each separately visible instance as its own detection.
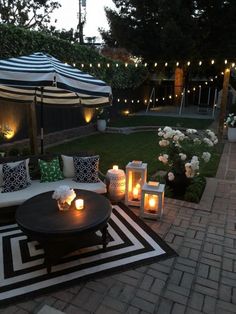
[100,0,196,61]
[101,0,236,61]
[0,0,60,30]
[193,0,236,58]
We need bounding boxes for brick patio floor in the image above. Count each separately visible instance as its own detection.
[1,141,236,314]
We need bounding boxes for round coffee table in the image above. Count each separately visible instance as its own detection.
[16,189,112,273]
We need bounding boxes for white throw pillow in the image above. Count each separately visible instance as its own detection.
[61,155,75,178]
[0,158,30,187]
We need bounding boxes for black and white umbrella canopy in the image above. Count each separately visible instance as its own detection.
[0,52,112,106]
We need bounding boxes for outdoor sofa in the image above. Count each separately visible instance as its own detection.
[0,153,107,224]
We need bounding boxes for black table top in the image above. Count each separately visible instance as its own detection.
[15,189,112,238]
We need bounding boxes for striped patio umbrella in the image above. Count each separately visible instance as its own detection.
[0,52,112,152]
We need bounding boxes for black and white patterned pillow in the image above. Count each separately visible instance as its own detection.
[73,155,100,183]
[2,161,30,193]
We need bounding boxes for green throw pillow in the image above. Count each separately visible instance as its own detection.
[39,158,64,182]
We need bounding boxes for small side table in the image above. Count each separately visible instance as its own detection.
[140,182,165,220]
[106,168,126,202]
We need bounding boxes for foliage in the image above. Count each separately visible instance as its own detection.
[0,124,12,143]
[101,0,236,60]
[96,108,110,121]
[184,176,206,203]
[0,0,60,30]
[225,113,236,128]
[0,24,148,89]
[157,126,218,196]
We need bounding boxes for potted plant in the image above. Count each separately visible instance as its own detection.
[96,108,110,132]
[225,113,236,142]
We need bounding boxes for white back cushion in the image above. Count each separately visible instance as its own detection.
[61,155,75,178]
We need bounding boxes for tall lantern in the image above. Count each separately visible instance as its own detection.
[125,161,147,206]
[140,182,165,219]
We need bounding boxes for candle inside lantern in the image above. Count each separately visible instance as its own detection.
[149,197,156,209]
[133,183,141,200]
[113,165,119,171]
[75,199,84,210]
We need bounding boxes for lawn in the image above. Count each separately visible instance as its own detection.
[49,131,223,179]
[109,115,214,129]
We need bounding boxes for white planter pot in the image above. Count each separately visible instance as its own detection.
[228,127,236,142]
[97,119,107,132]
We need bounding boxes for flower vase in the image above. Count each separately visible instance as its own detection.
[227,127,236,142]
[57,200,70,211]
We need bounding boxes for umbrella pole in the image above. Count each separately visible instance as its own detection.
[40,87,44,154]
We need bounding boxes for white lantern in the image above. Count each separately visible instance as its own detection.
[125,161,147,206]
[140,182,165,219]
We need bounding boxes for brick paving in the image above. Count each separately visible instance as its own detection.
[1,140,236,313]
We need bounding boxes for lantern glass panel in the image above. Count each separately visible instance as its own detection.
[144,194,158,213]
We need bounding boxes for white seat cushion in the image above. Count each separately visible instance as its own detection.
[0,178,106,208]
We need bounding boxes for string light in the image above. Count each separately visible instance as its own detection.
[81,64,84,68]
[165,62,168,67]
[89,63,92,67]
[187,61,191,66]
[73,63,76,67]
[199,61,202,66]
[125,63,128,67]
[232,63,235,67]
[144,63,147,67]
[135,63,138,67]
[225,59,228,64]
[97,63,101,68]
[116,63,119,67]
[154,62,158,67]
[211,59,215,65]
[107,63,110,68]
[176,62,179,67]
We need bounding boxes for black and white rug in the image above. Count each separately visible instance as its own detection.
[0,204,176,304]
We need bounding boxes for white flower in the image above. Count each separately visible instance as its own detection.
[159,139,170,147]
[203,137,213,147]
[179,153,187,161]
[202,152,211,162]
[186,128,197,134]
[158,154,169,164]
[168,172,175,181]
[52,185,76,205]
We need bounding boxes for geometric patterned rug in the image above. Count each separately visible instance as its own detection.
[0,204,177,305]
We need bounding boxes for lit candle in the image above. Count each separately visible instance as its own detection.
[75,199,84,210]
[149,197,156,209]
[113,165,119,171]
[133,187,139,199]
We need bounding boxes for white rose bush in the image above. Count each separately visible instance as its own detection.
[157,126,218,199]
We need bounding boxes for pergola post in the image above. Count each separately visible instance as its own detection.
[174,67,184,105]
[218,68,230,139]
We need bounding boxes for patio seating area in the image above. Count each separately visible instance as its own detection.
[0,139,235,313]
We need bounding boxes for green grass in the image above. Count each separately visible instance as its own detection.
[49,131,223,179]
[109,116,214,129]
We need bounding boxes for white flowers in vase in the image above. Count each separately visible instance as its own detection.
[52,185,76,210]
